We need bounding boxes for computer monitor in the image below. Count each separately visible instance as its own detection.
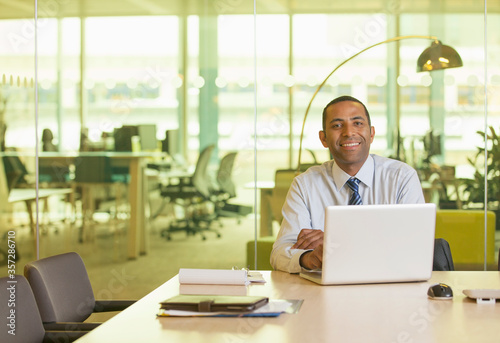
[162,129,179,157]
[114,125,138,152]
[138,124,158,151]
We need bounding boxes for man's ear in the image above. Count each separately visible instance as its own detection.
[370,126,375,143]
[319,130,328,148]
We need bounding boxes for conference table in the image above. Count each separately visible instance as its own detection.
[75,271,500,342]
[36,151,164,259]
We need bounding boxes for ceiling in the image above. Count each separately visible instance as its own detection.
[0,0,497,19]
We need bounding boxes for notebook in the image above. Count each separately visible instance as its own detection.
[300,203,436,285]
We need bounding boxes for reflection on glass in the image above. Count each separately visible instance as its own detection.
[0,2,498,296]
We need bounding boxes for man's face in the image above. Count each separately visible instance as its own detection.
[319,100,375,175]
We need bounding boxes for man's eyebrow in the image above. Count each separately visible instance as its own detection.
[329,116,366,123]
[329,118,344,123]
[351,115,366,121]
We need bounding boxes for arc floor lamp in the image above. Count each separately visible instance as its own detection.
[296,35,463,171]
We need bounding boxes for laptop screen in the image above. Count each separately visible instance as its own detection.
[302,203,436,285]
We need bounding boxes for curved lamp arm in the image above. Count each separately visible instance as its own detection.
[296,35,440,172]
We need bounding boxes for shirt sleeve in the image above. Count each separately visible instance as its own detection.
[270,178,313,274]
[398,168,426,204]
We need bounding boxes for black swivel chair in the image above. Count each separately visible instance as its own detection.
[433,238,455,271]
[23,252,135,332]
[2,153,31,191]
[0,275,86,343]
[159,144,221,240]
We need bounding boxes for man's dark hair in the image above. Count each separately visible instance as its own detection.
[322,95,371,131]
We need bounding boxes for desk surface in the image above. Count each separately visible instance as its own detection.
[8,188,71,202]
[75,271,500,343]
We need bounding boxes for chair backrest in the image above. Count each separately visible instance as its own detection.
[216,152,237,198]
[269,169,297,223]
[42,128,58,152]
[2,154,29,190]
[433,238,455,271]
[74,156,113,183]
[192,144,215,198]
[0,275,45,343]
[0,155,11,213]
[24,252,96,323]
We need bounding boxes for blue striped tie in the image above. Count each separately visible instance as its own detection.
[346,178,362,205]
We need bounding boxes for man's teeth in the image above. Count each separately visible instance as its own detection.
[342,143,359,147]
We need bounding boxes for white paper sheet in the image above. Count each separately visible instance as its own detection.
[178,268,249,285]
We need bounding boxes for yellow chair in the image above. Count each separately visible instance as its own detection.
[435,210,496,270]
[267,169,297,224]
[246,236,275,270]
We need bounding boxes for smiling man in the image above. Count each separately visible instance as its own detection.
[270,95,425,273]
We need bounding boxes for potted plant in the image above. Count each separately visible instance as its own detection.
[461,126,500,228]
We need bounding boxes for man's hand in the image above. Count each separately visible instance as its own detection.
[292,229,324,250]
[299,246,323,270]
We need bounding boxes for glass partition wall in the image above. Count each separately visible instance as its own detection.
[0,1,498,300]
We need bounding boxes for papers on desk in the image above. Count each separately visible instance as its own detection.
[158,270,299,318]
[178,268,266,285]
[158,299,302,318]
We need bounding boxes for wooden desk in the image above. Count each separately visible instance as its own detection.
[38,152,164,259]
[74,271,500,342]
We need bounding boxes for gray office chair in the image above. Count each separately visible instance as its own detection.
[24,252,135,330]
[212,152,252,224]
[0,275,86,343]
[159,144,221,240]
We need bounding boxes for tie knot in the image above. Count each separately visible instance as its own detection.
[346,178,360,192]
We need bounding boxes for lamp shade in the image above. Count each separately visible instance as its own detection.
[417,40,463,72]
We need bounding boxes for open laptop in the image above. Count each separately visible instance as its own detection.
[300,203,436,285]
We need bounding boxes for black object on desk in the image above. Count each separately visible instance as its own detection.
[160,295,269,312]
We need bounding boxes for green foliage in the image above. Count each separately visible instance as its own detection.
[461,126,500,208]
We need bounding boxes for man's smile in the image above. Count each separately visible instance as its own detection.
[340,142,360,147]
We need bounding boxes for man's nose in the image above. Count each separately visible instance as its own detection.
[342,124,355,136]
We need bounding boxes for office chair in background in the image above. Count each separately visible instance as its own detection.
[0,275,87,343]
[158,144,221,240]
[211,152,252,225]
[23,252,135,332]
[41,128,58,152]
[2,151,72,233]
[298,148,320,172]
[72,156,128,242]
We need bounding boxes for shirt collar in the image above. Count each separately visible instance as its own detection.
[331,154,374,190]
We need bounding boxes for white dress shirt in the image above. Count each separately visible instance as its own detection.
[270,154,425,273]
